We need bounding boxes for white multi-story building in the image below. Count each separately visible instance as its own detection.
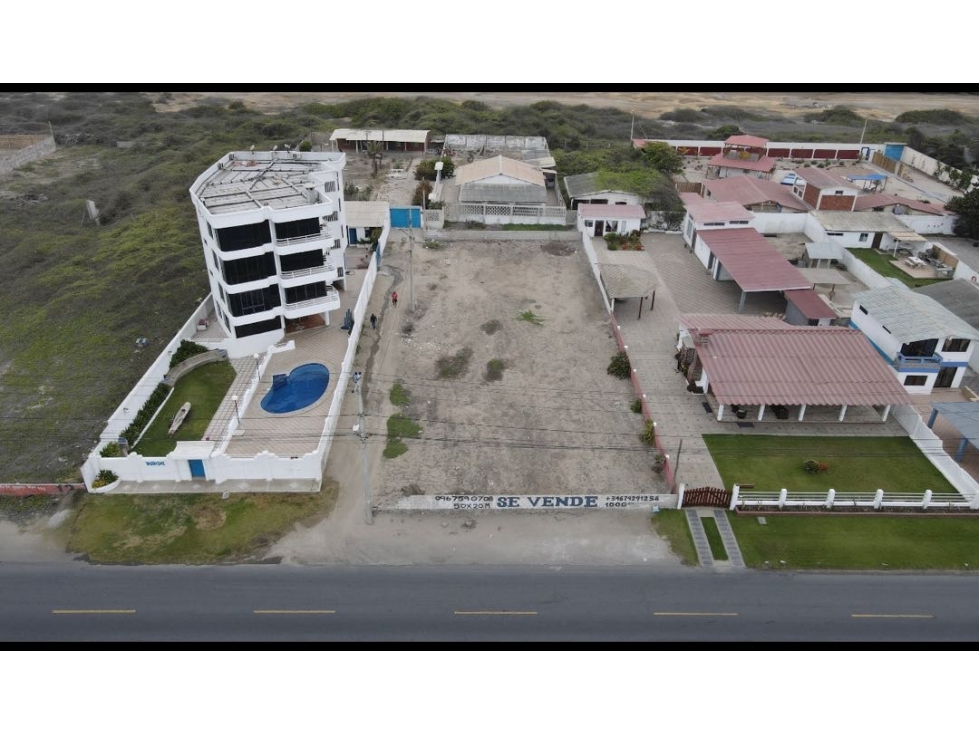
[189,150,349,358]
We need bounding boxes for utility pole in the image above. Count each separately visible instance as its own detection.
[672,438,683,492]
[859,117,868,147]
[408,231,416,312]
[353,371,373,524]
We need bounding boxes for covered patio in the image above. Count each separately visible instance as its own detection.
[927,402,979,462]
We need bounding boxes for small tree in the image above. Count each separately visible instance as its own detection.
[640,141,684,175]
[365,140,383,178]
[412,181,433,207]
[947,186,979,239]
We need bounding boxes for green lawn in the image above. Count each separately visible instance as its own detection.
[700,516,729,561]
[66,484,337,564]
[729,512,979,570]
[650,510,698,565]
[134,361,236,457]
[847,248,946,289]
[704,435,958,494]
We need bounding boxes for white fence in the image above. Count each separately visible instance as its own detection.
[749,212,808,235]
[731,484,979,511]
[581,232,613,313]
[900,146,979,192]
[423,208,444,229]
[839,248,892,289]
[444,202,569,226]
[897,214,957,236]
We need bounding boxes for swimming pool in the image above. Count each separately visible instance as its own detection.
[260,363,330,414]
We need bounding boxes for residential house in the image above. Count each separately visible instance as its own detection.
[850,285,979,393]
[789,168,860,211]
[189,150,349,359]
[916,279,979,373]
[804,210,921,251]
[577,204,645,238]
[345,201,390,246]
[705,134,777,180]
[702,176,810,213]
[453,155,547,204]
[563,171,644,209]
[329,129,431,153]
[852,193,951,216]
[680,196,755,248]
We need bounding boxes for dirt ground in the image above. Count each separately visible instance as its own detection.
[154,92,979,121]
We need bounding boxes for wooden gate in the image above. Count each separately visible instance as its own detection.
[681,486,732,508]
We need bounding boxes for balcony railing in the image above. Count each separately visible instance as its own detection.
[279,264,329,280]
[896,352,942,366]
[284,290,340,311]
[276,231,326,246]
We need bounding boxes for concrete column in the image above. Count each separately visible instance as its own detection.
[956,437,969,462]
[798,404,807,421]
[729,484,740,511]
[927,408,938,429]
[738,290,747,314]
[881,404,891,422]
[717,404,725,421]
[826,488,836,509]
[677,483,686,508]
[971,492,979,510]
[758,404,766,421]
[778,488,787,509]
[873,488,884,509]
[922,489,932,509]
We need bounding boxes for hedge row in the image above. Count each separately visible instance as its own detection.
[120,382,172,446]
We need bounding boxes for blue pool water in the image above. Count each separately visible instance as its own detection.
[260,363,330,414]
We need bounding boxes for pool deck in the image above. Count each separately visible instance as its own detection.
[222,266,367,458]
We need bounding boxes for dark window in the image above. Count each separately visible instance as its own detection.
[901,339,938,358]
[222,252,276,285]
[323,180,337,192]
[279,250,325,272]
[904,375,928,386]
[858,305,868,315]
[859,233,868,242]
[827,232,844,237]
[211,250,219,269]
[235,316,282,339]
[943,338,971,352]
[228,285,281,317]
[207,223,213,238]
[284,281,328,304]
[834,190,844,195]
[274,218,320,240]
[216,221,271,252]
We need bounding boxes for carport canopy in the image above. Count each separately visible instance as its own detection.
[598,263,659,299]
[928,402,979,462]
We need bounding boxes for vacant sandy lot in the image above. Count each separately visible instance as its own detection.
[366,237,663,504]
[154,92,979,122]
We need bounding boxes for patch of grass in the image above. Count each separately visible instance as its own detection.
[640,419,656,446]
[729,513,979,570]
[481,319,502,335]
[607,351,631,379]
[650,510,698,565]
[485,358,507,381]
[422,240,443,250]
[846,248,947,289]
[390,381,411,408]
[700,516,729,561]
[66,485,338,564]
[133,361,236,457]
[435,347,473,379]
[704,435,958,494]
[500,223,573,231]
[518,310,544,326]
[384,412,421,459]
[630,398,643,413]
[0,494,61,525]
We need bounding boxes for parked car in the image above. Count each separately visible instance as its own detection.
[780,172,798,186]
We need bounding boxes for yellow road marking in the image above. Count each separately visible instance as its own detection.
[52,609,136,615]
[654,612,739,617]
[253,610,336,615]
[454,610,538,616]
[851,613,933,619]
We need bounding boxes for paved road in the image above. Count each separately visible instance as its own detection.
[3,564,979,641]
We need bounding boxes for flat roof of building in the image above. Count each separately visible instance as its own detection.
[697,228,813,293]
[345,201,390,228]
[578,204,646,219]
[785,288,837,319]
[329,129,429,143]
[853,285,979,343]
[792,167,852,189]
[812,210,911,232]
[683,200,754,223]
[193,151,345,216]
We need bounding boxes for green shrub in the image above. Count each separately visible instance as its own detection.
[485,358,507,381]
[518,310,544,326]
[640,419,656,446]
[607,351,631,379]
[390,382,411,408]
[802,459,829,474]
[120,382,172,445]
[414,156,455,181]
[169,339,209,369]
[91,469,119,489]
[99,442,121,457]
[630,398,643,413]
[435,347,473,379]
[412,180,433,207]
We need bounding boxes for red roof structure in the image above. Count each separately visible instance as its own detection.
[703,176,810,211]
[707,153,776,173]
[852,193,950,216]
[697,228,812,293]
[792,167,852,189]
[785,289,837,320]
[692,327,912,407]
[683,200,754,224]
[578,203,646,219]
[679,314,794,331]
[724,134,769,148]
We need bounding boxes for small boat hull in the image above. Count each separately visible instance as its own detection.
[168,402,192,436]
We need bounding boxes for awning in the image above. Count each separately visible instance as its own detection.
[598,263,659,299]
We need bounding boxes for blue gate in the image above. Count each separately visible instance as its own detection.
[390,207,422,228]
[884,143,905,161]
[189,459,206,478]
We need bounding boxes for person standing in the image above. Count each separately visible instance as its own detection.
[370,313,377,330]
[392,291,399,307]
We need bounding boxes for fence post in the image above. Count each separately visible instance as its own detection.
[971,491,979,511]
[729,483,740,511]
[873,489,884,510]
[778,488,787,509]
[826,488,835,509]
[922,489,932,509]
[677,483,686,508]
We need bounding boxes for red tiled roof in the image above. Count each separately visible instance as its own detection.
[696,328,913,407]
[684,200,754,223]
[697,228,812,292]
[578,203,646,219]
[708,153,776,173]
[679,314,794,331]
[792,167,852,190]
[703,176,810,211]
[725,134,769,147]
[851,193,950,216]
[785,288,837,320]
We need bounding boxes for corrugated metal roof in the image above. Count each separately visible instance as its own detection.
[684,200,754,223]
[812,210,911,232]
[329,129,430,143]
[853,285,979,343]
[564,172,600,199]
[805,241,844,260]
[697,228,812,292]
[454,155,545,187]
[917,279,979,331]
[345,201,390,228]
[725,134,769,147]
[578,204,645,219]
[459,182,547,204]
[929,402,979,442]
[679,314,794,331]
[785,288,837,319]
[707,153,777,173]
[697,328,912,406]
[791,167,852,190]
[703,176,810,211]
